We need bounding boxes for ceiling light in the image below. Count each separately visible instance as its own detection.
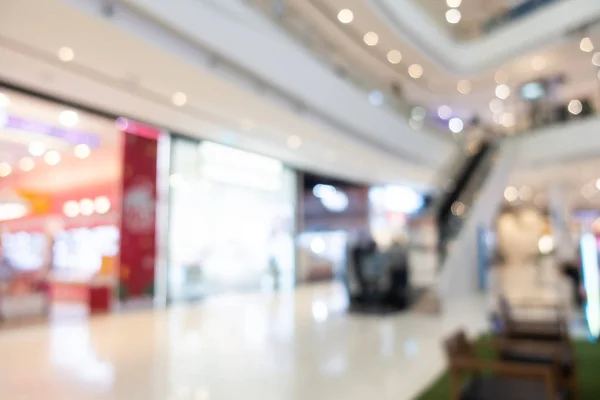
[57,46,74,62]
[595,178,600,190]
[28,142,45,157]
[493,112,503,124]
[337,8,354,24]
[368,90,384,106]
[494,70,508,84]
[62,200,79,218]
[94,196,111,214]
[448,117,463,133]
[0,93,10,108]
[501,112,515,127]
[19,157,34,172]
[44,150,61,166]
[457,80,471,94]
[580,37,594,52]
[0,162,11,177]
[445,9,461,24]
[531,56,547,71]
[504,186,518,202]
[568,99,583,115]
[363,31,379,46]
[451,201,465,216]
[287,135,302,149]
[387,50,402,64]
[80,198,94,216]
[172,91,187,106]
[495,84,510,99]
[519,186,532,201]
[489,99,503,113]
[408,64,423,79]
[446,0,462,6]
[437,105,452,120]
[409,118,423,130]
[593,53,600,66]
[74,144,91,159]
[59,110,79,127]
[411,106,426,121]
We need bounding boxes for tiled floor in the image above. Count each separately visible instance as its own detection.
[0,283,489,400]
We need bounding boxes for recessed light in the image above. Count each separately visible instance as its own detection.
[494,70,508,84]
[19,157,34,172]
[519,186,532,201]
[580,37,594,52]
[172,91,187,106]
[445,9,461,24]
[337,9,354,24]
[59,110,79,127]
[0,162,11,177]
[94,196,111,214]
[0,93,10,108]
[495,84,510,99]
[411,106,426,121]
[448,117,463,133]
[363,31,379,46]
[387,50,402,64]
[593,53,600,67]
[531,56,547,71]
[44,150,61,166]
[457,80,471,94]
[74,144,91,159]
[501,113,515,127]
[63,201,79,218]
[489,99,503,113]
[446,0,462,6]
[80,198,94,216]
[28,142,46,157]
[568,99,583,115]
[596,178,600,190]
[504,186,518,202]
[437,105,452,120]
[408,64,423,79]
[287,135,302,149]
[57,47,74,62]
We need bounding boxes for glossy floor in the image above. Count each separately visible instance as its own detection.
[0,283,488,400]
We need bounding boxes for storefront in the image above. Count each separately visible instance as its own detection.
[296,173,370,282]
[0,87,161,321]
[166,137,296,301]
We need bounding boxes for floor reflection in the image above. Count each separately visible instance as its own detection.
[0,282,488,400]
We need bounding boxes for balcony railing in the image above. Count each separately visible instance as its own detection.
[241,0,449,135]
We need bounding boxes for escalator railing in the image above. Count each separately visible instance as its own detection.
[436,141,497,262]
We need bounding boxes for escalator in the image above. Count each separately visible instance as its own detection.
[436,141,497,264]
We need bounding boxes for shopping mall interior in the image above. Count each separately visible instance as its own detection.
[1,0,600,398]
